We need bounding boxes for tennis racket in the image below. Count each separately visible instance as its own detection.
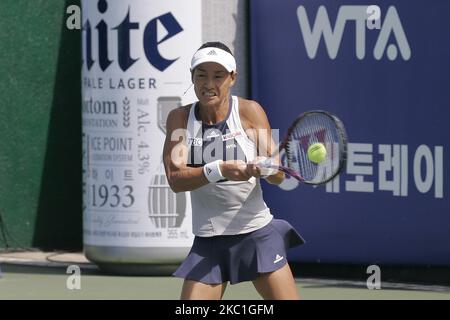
[258,110,347,185]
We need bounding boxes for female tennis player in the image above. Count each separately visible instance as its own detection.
[163,42,304,300]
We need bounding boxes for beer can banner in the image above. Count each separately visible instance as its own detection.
[81,0,200,247]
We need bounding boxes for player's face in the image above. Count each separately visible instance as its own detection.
[192,62,236,106]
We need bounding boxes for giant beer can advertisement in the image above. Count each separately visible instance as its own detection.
[81,0,200,250]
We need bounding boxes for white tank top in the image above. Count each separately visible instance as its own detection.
[186,96,273,237]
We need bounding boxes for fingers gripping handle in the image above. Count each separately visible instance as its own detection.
[254,157,278,178]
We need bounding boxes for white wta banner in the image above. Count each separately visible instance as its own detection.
[81,0,200,247]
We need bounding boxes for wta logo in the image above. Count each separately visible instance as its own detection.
[296,5,411,61]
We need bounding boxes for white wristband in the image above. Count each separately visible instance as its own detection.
[203,160,225,183]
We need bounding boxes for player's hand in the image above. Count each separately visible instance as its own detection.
[247,156,278,179]
[220,160,253,181]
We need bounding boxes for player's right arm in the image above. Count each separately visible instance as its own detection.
[163,107,208,193]
[163,107,251,193]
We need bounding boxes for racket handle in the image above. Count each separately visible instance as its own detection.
[254,157,278,176]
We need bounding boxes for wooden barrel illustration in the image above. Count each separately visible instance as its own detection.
[148,173,186,229]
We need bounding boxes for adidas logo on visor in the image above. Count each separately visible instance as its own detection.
[191,47,237,72]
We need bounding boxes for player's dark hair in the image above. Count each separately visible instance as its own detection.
[198,41,234,56]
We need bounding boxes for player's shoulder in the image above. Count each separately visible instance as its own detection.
[237,97,267,118]
[167,104,192,119]
[237,97,269,127]
[166,104,193,129]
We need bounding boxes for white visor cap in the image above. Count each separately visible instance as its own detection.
[190,47,236,73]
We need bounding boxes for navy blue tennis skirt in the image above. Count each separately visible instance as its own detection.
[173,218,305,285]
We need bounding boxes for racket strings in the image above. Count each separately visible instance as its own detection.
[286,112,343,183]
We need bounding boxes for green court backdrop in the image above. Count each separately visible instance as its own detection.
[0,0,82,250]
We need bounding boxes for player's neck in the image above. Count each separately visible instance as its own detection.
[198,96,230,125]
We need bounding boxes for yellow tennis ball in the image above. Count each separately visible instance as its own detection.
[307,143,327,163]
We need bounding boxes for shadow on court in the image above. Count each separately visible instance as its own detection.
[292,262,450,290]
[1,259,450,300]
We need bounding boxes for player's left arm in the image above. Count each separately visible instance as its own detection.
[239,99,285,185]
